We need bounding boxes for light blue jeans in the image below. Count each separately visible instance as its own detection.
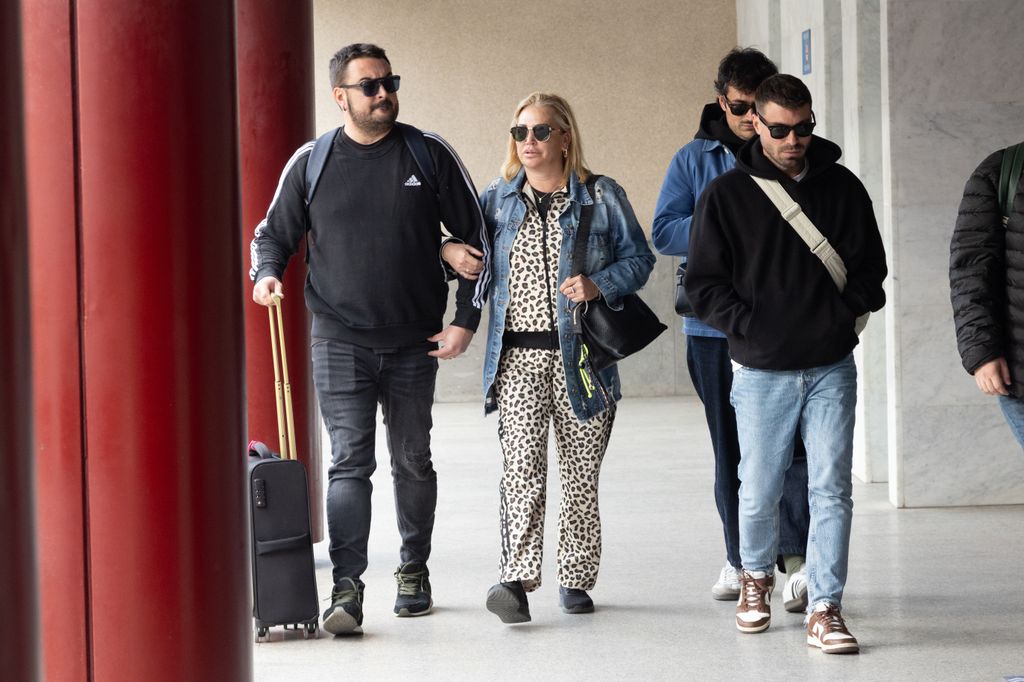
[730,354,857,609]
[998,395,1024,448]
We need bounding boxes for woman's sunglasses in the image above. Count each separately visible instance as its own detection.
[510,124,560,142]
[337,75,401,97]
[757,112,816,139]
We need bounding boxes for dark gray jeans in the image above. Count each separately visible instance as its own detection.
[312,338,438,586]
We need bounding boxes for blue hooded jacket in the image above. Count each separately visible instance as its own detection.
[652,102,741,338]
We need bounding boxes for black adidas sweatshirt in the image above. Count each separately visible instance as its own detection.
[686,134,887,370]
[250,126,488,348]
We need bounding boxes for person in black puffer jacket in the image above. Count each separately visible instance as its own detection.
[950,143,1024,447]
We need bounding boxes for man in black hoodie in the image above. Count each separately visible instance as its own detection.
[687,75,887,653]
[653,48,811,612]
[250,43,488,635]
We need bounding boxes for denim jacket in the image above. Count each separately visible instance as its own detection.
[480,169,656,420]
[652,135,735,339]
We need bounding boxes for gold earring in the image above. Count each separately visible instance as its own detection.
[562,148,568,158]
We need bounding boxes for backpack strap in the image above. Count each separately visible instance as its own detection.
[998,141,1024,225]
[396,122,438,197]
[305,123,438,205]
[305,127,339,206]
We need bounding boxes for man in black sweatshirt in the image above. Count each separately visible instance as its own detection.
[250,43,488,635]
[687,75,886,654]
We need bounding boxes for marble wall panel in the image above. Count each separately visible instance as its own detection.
[894,302,983,409]
[736,0,774,52]
[888,101,1024,209]
[886,0,1024,105]
[893,204,961,309]
[886,0,1024,506]
[899,405,1024,507]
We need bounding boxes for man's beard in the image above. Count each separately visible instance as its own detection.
[765,144,806,174]
[350,99,398,136]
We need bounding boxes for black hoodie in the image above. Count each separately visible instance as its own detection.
[694,101,746,153]
[685,135,887,370]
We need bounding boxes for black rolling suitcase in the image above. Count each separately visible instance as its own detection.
[248,296,319,642]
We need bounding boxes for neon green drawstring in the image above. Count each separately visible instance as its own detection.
[578,343,595,398]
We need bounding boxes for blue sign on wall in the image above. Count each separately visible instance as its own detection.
[802,29,812,74]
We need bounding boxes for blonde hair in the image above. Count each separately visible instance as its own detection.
[501,92,591,186]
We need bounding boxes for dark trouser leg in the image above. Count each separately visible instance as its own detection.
[686,335,742,569]
[688,335,810,570]
[778,436,810,563]
[379,346,439,567]
[313,338,379,585]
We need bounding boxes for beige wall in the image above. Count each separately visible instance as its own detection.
[313,0,737,401]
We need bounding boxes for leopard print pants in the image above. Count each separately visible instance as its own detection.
[494,346,615,592]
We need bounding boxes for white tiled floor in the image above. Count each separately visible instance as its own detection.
[254,397,1024,681]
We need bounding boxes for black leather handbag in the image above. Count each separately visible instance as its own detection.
[572,176,666,371]
[674,259,693,315]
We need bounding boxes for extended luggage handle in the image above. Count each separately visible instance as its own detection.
[267,295,297,460]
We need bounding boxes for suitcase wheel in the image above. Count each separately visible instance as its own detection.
[303,622,318,639]
[255,626,269,643]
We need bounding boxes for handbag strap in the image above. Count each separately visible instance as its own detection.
[571,174,602,276]
[750,175,848,292]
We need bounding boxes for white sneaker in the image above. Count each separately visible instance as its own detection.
[711,564,741,600]
[806,602,859,654]
[783,569,808,613]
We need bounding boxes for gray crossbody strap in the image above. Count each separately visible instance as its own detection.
[751,175,848,290]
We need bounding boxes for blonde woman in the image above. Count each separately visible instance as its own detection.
[446,93,654,622]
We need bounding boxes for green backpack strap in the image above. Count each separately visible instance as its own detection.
[998,141,1024,224]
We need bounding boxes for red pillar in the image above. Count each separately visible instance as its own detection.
[237,0,322,541]
[22,1,89,679]
[0,1,40,680]
[76,1,250,679]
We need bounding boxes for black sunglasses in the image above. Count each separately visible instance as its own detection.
[757,112,816,139]
[510,124,560,142]
[338,75,401,97]
[722,94,755,116]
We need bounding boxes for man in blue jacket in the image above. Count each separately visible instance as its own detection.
[653,48,810,609]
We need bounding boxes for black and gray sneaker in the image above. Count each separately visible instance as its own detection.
[485,581,531,624]
[559,586,595,614]
[322,577,364,635]
[394,561,433,617]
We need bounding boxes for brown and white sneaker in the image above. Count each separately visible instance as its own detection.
[806,603,860,654]
[735,570,774,633]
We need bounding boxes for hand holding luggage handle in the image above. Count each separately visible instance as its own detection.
[267,295,297,460]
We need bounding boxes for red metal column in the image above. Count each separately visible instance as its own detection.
[76,1,250,679]
[0,1,40,680]
[237,0,322,541]
[22,2,90,679]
